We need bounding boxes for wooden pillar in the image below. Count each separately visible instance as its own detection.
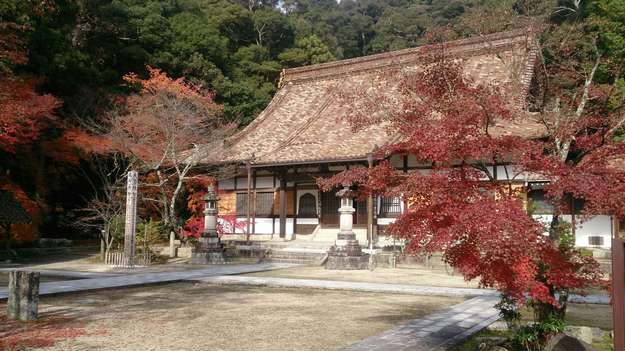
[279,173,287,239]
[367,153,374,249]
[613,216,625,351]
[292,182,297,240]
[613,237,625,351]
[252,169,257,236]
[8,270,39,321]
[246,163,252,242]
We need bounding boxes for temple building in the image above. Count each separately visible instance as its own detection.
[200,30,622,251]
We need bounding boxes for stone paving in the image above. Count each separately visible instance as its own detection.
[0,263,296,299]
[340,295,502,351]
[194,275,492,297]
[0,268,120,279]
[193,275,609,304]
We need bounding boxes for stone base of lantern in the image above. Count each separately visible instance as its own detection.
[326,232,369,270]
[190,234,226,265]
[326,254,369,270]
[190,251,226,264]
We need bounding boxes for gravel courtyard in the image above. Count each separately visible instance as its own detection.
[1,282,463,351]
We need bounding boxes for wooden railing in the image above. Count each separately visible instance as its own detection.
[105,251,152,269]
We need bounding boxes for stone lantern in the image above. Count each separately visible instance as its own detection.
[190,184,225,264]
[326,183,369,270]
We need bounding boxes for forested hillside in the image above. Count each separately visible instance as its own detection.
[1,0,623,241]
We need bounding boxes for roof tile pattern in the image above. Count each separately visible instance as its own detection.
[212,30,544,166]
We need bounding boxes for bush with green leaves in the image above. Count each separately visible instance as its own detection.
[135,219,165,251]
[512,314,565,351]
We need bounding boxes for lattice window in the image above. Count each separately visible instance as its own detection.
[380,197,401,217]
[588,236,604,247]
[237,192,274,217]
[236,193,248,216]
[298,193,317,217]
[255,192,274,217]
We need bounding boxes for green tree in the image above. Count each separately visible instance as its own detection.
[278,35,335,67]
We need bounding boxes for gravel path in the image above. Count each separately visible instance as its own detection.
[1,283,463,351]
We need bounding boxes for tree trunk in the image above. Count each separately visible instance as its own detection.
[168,177,184,237]
[100,229,105,260]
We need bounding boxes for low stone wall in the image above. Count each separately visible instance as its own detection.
[153,245,193,258]
[0,246,99,261]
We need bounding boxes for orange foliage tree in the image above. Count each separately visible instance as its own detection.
[99,67,235,234]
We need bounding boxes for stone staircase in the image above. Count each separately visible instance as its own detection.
[255,240,331,265]
[311,226,368,245]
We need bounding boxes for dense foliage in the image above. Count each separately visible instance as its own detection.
[0,0,485,240]
[0,0,623,245]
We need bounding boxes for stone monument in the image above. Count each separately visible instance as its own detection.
[7,270,39,321]
[326,183,369,270]
[123,170,138,268]
[191,184,226,264]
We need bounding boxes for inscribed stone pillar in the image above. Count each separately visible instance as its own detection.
[123,171,138,268]
[326,184,369,270]
[7,270,39,321]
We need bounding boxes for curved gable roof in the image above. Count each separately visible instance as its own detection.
[209,29,543,167]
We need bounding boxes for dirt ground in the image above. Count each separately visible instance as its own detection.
[244,266,480,288]
[0,282,462,351]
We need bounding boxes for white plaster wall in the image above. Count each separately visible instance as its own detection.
[274,218,294,235]
[218,178,235,190]
[219,217,295,235]
[236,177,248,189]
[234,218,248,234]
[532,214,612,249]
[377,218,396,225]
[255,176,274,189]
[297,218,319,225]
[574,215,612,248]
[253,218,274,234]
[496,165,548,182]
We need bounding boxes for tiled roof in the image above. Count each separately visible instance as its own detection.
[206,30,544,166]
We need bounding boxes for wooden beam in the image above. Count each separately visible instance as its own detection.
[279,174,287,239]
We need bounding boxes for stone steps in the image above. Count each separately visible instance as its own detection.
[261,249,327,265]
[312,227,369,244]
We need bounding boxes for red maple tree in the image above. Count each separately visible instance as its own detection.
[76,67,235,233]
[319,42,621,319]
[0,77,61,153]
[0,1,61,153]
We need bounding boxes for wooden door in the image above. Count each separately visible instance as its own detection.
[354,199,367,225]
[320,190,340,226]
